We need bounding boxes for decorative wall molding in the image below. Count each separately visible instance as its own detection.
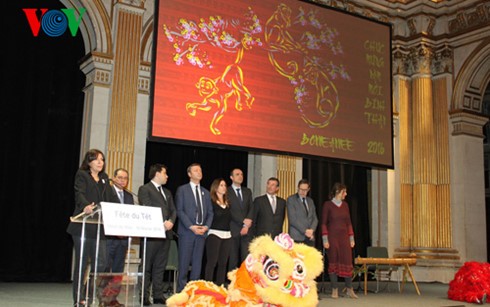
[80,52,114,87]
[448,3,490,35]
[138,63,151,93]
[450,111,488,138]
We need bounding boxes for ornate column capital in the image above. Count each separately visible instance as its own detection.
[393,46,411,76]
[393,43,450,77]
[432,45,453,75]
[409,43,434,75]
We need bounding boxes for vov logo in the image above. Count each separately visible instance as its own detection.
[22,8,87,37]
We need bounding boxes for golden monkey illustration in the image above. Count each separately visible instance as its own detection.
[186,48,254,135]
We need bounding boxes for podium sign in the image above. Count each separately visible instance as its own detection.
[101,202,166,238]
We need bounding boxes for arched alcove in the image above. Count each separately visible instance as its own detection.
[61,0,113,55]
[452,38,490,114]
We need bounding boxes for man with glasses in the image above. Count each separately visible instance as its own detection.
[107,168,134,272]
[286,179,318,246]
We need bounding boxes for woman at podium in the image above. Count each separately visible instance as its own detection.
[66,148,118,306]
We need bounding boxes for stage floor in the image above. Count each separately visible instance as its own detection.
[0,281,465,307]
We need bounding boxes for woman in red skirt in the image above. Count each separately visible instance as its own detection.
[321,182,358,299]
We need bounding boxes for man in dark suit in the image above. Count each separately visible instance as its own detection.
[138,164,177,306]
[286,179,318,247]
[106,168,134,273]
[252,177,286,239]
[175,163,213,292]
[227,168,254,272]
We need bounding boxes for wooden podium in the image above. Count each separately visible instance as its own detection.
[354,257,420,295]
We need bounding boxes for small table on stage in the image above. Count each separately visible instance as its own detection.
[354,257,420,295]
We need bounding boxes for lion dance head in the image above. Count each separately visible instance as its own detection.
[167,233,323,307]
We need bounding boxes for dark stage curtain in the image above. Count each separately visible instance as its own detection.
[143,142,249,194]
[0,1,85,281]
[303,159,371,280]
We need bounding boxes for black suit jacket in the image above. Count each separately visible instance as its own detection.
[227,185,254,237]
[138,182,177,240]
[252,194,286,239]
[67,169,119,237]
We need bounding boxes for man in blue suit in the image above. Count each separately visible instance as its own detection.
[175,163,213,292]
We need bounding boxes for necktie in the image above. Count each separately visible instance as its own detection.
[158,186,167,203]
[236,188,243,206]
[118,190,124,204]
[271,195,276,214]
[195,185,203,224]
[302,197,309,214]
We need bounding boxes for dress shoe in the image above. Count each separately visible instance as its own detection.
[153,298,166,304]
[143,298,151,306]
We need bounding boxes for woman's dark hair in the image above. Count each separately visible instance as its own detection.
[210,178,228,207]
[80,149,105,173]
[329,182,347,199]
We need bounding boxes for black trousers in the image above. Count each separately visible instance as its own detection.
[205,234,231,285]
[72,235,107,304]
[228,234,251,271]
[139,238,171,300]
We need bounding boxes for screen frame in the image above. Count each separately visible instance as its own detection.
[148,0,394,169]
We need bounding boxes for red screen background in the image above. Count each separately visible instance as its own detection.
[152,0,393,167]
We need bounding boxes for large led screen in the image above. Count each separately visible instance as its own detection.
[151,0,393,167]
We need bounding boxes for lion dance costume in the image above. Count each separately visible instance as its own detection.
[448,261,490,304]
[166,233,323,307]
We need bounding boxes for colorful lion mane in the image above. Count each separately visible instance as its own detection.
[448,261,490,304]
[166,233,323,307]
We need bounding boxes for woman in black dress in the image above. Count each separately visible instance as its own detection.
[67,149,118,306]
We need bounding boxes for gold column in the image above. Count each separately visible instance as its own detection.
[412,74,437,247]
[106,3,145,190]
[396,75,413,247]
[433,76,452,248]
[395,45,459,260]
[277,155,299,233]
